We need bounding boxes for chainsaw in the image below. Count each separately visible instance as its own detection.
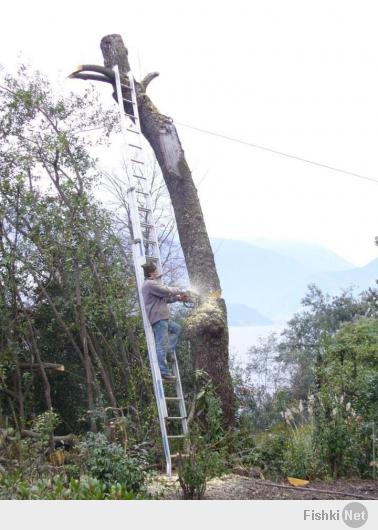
[175,290,201,308]
[178,289,221,308]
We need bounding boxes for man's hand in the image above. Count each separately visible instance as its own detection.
[176,293,188,302]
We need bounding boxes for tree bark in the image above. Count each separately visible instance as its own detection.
[73,259,97,432]
[99,34,235,427]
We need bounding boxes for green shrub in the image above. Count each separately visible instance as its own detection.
[32,411,60,444]
[282,423,322,479]
[230,422,259,468]
[178,379,227,499]
[77,432,147,494]
[177,442,225,500]
[252,430,289,478]
[312,394,372,478]
[0,472,148,500]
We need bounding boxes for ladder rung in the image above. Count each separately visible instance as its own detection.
[165,397,181,401]
[136,190,148,196]
[167,435,187,439]
[125,112,138,120]
[166,416,186,420]
[133,174,146,180]
[126,128,140,134]
[131,158,144,164]
[141,223,154,228]
[120,82,131,89]
[138,206,151,213]
[144,240,157,245]
[128,143,142,149]
[171,453,190,458]
[123,98,134,104]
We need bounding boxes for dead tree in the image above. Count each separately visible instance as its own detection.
[70,34,235,428]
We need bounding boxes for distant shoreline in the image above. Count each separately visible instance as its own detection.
[228,323,286,365]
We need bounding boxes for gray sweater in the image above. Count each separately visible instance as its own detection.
[141,279,181,325]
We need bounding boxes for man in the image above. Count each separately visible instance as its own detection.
[141,262,187,381]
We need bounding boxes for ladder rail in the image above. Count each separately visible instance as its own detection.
[172,357,189,435]
[114,66,188,476]
[126,67,163,274]
[127,187,169,421]
[128,189,171,473]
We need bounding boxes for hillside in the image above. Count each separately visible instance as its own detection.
[227,303,273,326]
[211,239,377,321]
[310,258,378,296]
[249,238,353,272]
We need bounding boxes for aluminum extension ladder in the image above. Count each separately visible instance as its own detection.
[113,65,188,476]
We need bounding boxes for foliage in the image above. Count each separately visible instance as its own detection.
[76,432,148,494]
[253,428,290,478]
[312,317,378,478]
[177,377,227,499]
[193,371,225,444]
[0,427,151,499]
[232,287,378,480]
[278,401,325,479]
[177,444,223,500]
[282,423,316,478]
[0,64,157,438]
[278,285,378,400]
[32,410,60,444]
[0,472,148,500]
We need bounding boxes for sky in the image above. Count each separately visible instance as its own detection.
[1,0,378,267]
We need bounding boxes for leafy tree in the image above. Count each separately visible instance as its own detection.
[278,285,378,400]
[312,317,378,477]
[0,66,156,437]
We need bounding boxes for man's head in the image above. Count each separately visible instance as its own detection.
[142,261,158,279]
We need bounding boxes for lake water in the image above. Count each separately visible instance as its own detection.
[228,323,286,366]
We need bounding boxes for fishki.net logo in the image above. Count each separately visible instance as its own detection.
[304,502,368,527]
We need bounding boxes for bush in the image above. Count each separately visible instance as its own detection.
[252,429,289,478]
[76,432,147,494]
[177,441,225,500]
[282,423,322,479]
[230,421,259,468]
[0,472,148,500]
[177,379,227,499]
[0,429,150,500]
[312,394,372,478]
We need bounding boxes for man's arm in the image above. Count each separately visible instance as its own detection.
[165,293,188,304]
[165,293,181,304]
[147,280,181,298]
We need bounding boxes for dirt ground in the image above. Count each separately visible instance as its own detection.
[148,473,378,500]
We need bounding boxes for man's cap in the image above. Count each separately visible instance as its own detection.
[141,261,157,277]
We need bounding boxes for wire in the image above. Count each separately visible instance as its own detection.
[213,239,226,256]
[175,121,378,185]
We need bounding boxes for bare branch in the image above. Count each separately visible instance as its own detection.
[141,72,160,90]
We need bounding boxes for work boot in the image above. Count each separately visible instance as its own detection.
[162,372,176,382]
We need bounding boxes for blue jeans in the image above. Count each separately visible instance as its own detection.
[152,319,182,375]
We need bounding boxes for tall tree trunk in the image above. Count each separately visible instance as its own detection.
[73,259,97,432]
[87,332,119,412]
[100,34,235,427]
[22,307,53,411]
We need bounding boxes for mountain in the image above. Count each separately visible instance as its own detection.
[211,238,377,321]
[211,239,310,320]
[248,239,353,273]
[227,303,273,326]
[310,258,378,296]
